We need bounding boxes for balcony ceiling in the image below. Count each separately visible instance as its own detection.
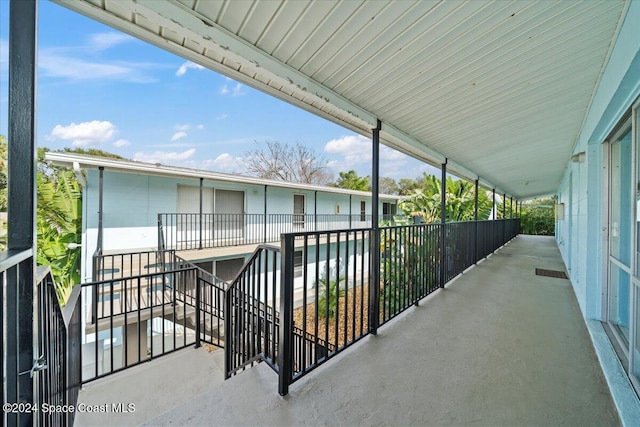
[53,0,628,199]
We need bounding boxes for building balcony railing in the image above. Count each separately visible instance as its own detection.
[158,213,401,251]
[6,218,519,426]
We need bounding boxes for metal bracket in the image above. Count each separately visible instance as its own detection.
[19,355,48,378]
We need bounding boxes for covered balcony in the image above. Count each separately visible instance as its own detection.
[3,1,640,426]
[74,235,620,426]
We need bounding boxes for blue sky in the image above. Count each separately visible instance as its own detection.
[0,1,438,181]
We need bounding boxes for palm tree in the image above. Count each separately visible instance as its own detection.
[36,169,82,303]
[399,175,493,223]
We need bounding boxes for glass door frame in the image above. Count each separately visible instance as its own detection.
[604,96,640,393]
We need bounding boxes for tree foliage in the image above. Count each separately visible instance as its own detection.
[334,170,370,191]
[0,138,116,303]
[379,177,399,195]
[36,169,82,302]
[398,175,492,223]
[61,147,126,159]
[520,198,555,235]
[244,140,334,185]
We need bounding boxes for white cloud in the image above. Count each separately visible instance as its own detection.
[324,134,420,179]
[50,120,117,147]
[325,135,372,166]
[89,32,133,51]
[176,61,205,76]
[133,148,197,164]
[39,49,158,83]
[171,131,188,141]
[113,139,130,147]
[220,83,245,97]
[217,114,229,120]
[175,124,191,132]
[211,153,242,172]
[196,124,204,130]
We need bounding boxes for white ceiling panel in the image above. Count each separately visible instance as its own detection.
[53,0,628,199]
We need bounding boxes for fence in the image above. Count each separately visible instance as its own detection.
[276,218,520,394]
[82,250,226,383]
[158,213,395,251]
[224,245,281,378]
[36,268,82,427]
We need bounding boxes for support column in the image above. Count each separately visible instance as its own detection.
[349,194,352,229]
[198,178,203,249]
[6,1,37,425]
[492,189,496,220]
[440,160,447,288]
[474,179,479,264]
[264,185,268,243]
[97,167,104,255]
[503,193,506,219]
[314,190,318,231]
[509,196,513,219]
[369,120,382,335]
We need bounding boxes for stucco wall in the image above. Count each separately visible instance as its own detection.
[556,1,640,321]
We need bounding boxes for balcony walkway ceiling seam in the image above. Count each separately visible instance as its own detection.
[53,0,629,199]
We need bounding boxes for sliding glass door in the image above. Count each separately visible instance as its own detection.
[608,123,632,344]
[606,98,640,391]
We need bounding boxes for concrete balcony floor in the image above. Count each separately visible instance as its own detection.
[75,235,619,426]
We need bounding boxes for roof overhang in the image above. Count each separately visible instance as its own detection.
[45,152,403,200]
[52,0,629,199]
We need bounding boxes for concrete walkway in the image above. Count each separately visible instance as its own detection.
[76,235,620,426]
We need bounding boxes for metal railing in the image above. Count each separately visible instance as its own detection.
[36,267,82,427]
[81,250,227,383]
[276,218,520,394]
[279,228,373,394]
[93,249,179,282]
[224,245,281,378]
[1,249,36,426]
[158,213,396,251]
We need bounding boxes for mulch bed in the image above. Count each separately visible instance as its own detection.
[292,285,369,348]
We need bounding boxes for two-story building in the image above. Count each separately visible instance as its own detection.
[46,152,401,283]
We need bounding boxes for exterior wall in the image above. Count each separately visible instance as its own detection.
[556,1,640,321]
[81,168,398,281]
[555,4,640,419]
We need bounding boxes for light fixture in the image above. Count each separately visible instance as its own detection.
[571,152,586,163]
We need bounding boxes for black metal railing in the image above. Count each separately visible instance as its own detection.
[93,249,179,282]
[83,249,227,384]
[158,213,392,251]
[224,245,281,378]
[36,267,82,427]
[276,218,520,394]
[379,223,441,324]
[1,249,36,426]
[81,267,199,382]
[278,228,372,393]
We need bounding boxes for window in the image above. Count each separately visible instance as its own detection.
[294,250,303,278]
[293,194,305,228]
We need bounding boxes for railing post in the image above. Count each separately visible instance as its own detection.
[224,282,232,379]
[440,160,447,288]
[278,234,295,396]
[369,120,382,335]
[195,270,201,348]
